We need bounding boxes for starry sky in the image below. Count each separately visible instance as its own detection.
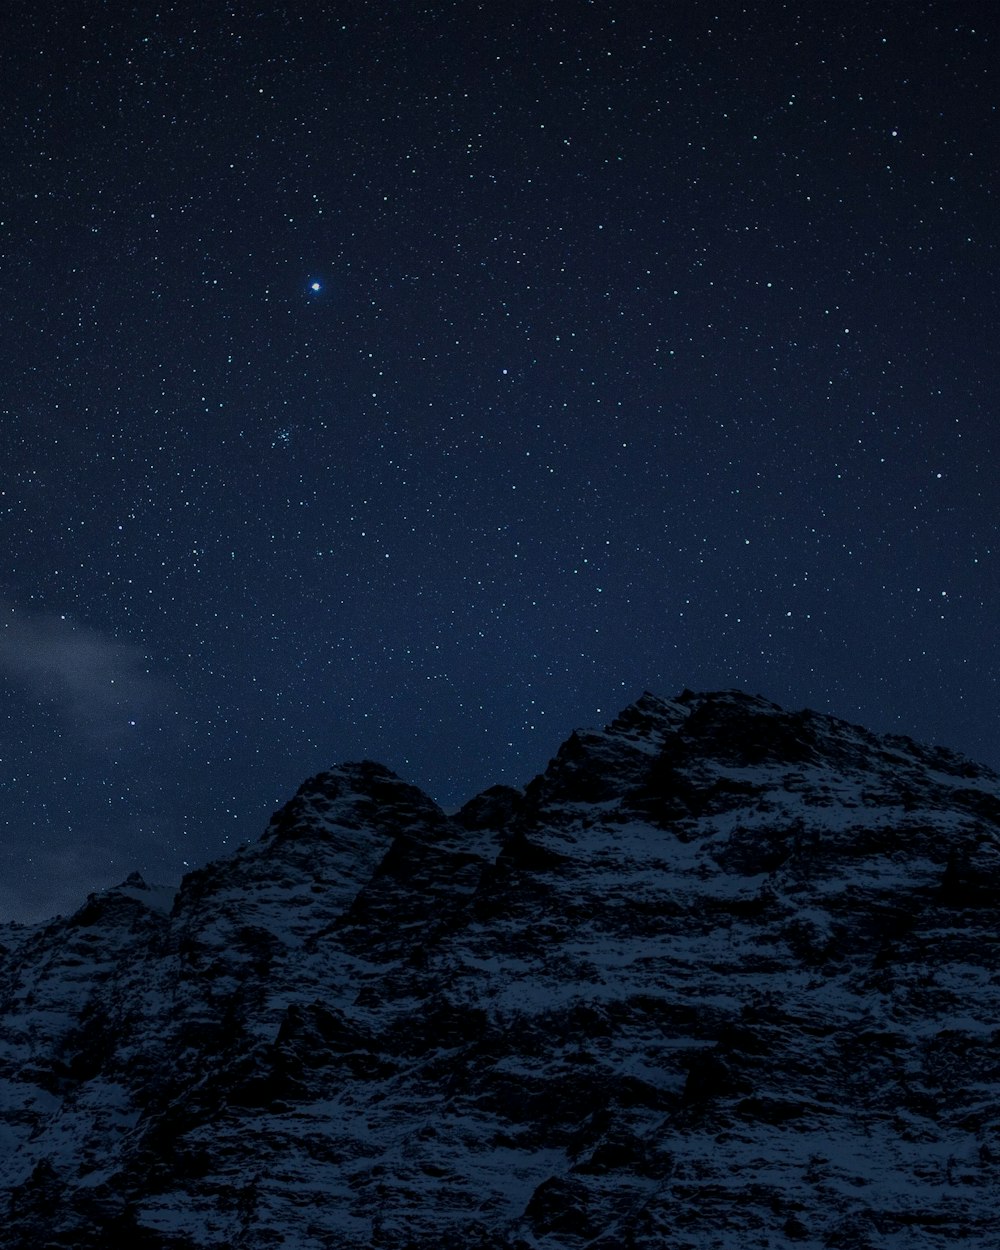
[2,1,997,922]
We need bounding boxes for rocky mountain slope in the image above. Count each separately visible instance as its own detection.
[2,689,999,1248]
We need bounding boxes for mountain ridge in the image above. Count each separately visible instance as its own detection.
[2,688,999,1248]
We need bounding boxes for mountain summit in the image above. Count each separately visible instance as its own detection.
[2,690,999,1248]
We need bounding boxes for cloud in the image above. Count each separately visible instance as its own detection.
[0,602,177,745]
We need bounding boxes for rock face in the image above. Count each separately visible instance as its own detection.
[2,689,1000,1248]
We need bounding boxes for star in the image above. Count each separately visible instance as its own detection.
[309,280,322,293]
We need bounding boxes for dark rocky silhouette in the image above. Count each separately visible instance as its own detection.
[1,690,999,1247]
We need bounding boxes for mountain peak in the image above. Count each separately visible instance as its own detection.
[2,689,999,1248]
[262,758,451,844]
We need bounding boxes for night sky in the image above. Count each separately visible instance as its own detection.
[3,2,997,922]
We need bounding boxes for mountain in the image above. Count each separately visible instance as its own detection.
[2,689,999,1248]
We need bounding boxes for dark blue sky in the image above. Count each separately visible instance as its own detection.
[3,1,997,921]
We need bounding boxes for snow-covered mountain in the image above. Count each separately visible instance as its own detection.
[2,689,999,1248]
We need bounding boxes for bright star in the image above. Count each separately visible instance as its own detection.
[309,280,322,293]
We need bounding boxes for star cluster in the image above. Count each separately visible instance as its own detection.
[2,3,997,920]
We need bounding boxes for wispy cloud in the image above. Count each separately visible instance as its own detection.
[0,602,176,745]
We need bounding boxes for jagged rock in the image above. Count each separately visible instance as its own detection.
[2,689,1000,1247]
